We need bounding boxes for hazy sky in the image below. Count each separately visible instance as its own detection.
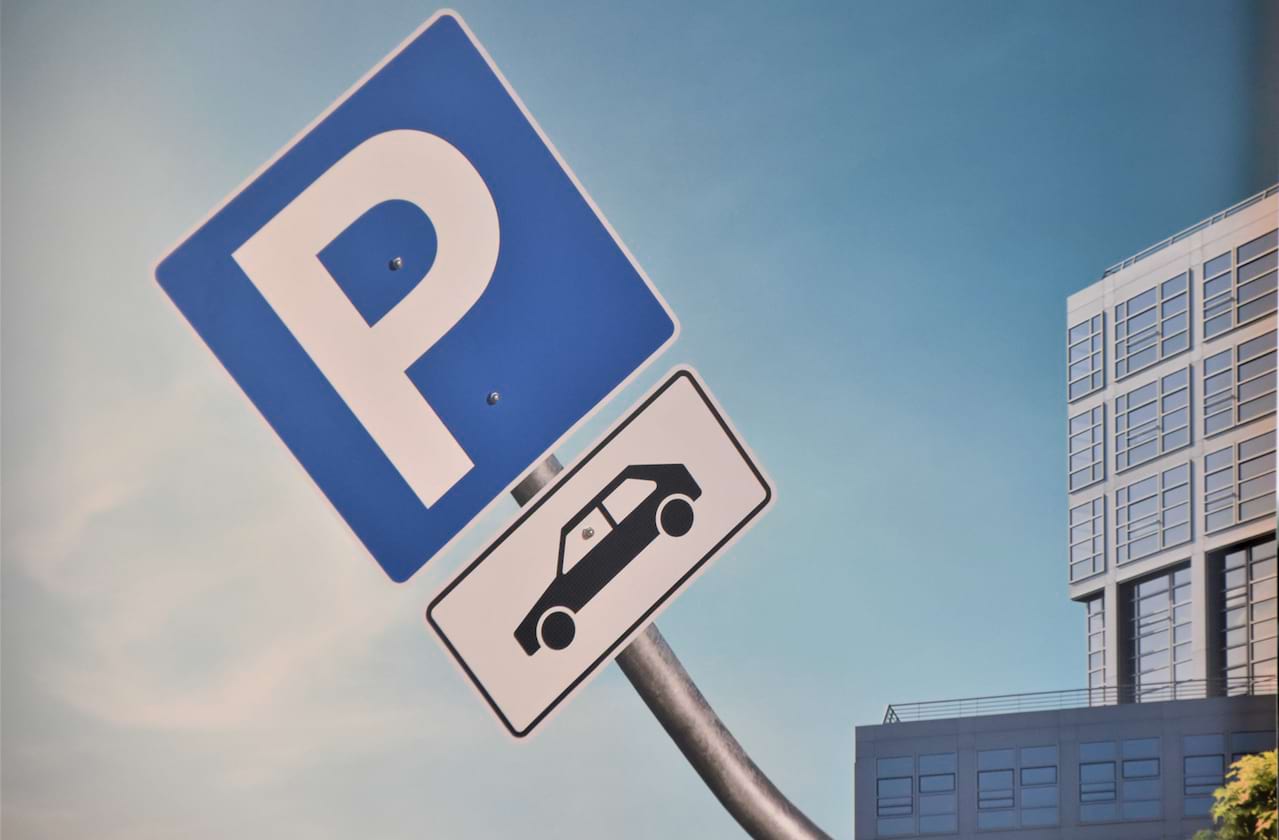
[3,1,1276,838]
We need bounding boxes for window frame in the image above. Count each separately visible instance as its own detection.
[1068,313,1106,402]
[1222,537,1278,692]
[1203,329,1277,438]
[1079,761,1117,803]
[1204,430,1277,534]
[1070,496,1106,583]
[1114,273,1190,381]
[1087,597,1107,702]
[1202,228,1278,341]
[1069,404,1106,492]
[1115,462,1193,564]
[875,756,915,827]
[1131,567,1192,699]
[1183,751,1225,817]
[1114,366,1191,473]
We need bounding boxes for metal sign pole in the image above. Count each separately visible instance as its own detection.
[512,457,833,840]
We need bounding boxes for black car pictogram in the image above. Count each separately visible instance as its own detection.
[514,464,701,655]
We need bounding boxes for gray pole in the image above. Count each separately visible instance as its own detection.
[512,456,833,840]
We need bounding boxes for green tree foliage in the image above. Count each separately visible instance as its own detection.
[1192,750,1277,840]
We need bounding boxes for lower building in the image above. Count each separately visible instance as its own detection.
[854,692,1275,839]
[853,188,1279,839]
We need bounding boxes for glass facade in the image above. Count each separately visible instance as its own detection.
[1203,228,1278,339]
[1069,258,1275,589]
[1231,731,1277,762]
[1203,329,1276,437]
[1114,273,1189,380]
[1059,202,1276,822]
[1069,497,1105,582]
[1115,462,1192,564]
[861,199,1279,840]
[1114,366,1190,472]
[1068,404,1105,491]
[1131,566,1192,700]
[1204,429,1276,533]
[917,753,957,835]
[1119,738,1162,820]
[1087,596,1106,700]
[1183,734,1225,817]
[976,746,1058,830]
[876,753,958,836]
[859,724,1278,840]
[1223,536,1278,691]
[1068,314,1104,401]
[876,755,914,837]
[1079,739,1163,822]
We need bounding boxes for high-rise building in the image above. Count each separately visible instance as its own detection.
[854,187,1278,839]
[1066,188,1276,704]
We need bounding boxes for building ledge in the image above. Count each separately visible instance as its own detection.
[880,677,1277,725]
[1101,184,1279,279]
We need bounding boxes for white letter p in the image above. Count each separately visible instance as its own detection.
[234,130,499,508]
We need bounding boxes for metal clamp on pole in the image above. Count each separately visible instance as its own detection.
[513,456,832,840]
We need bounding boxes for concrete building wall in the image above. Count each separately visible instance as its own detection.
[854,695,1276,840]
[1064,190,1278,692]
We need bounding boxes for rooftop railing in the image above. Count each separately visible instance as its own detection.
[1101,184,1279,278]
[882,676,1278,724]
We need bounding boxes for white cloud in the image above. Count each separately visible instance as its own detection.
[5,367,465,783]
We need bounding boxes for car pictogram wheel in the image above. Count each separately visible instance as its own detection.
[538,607,576,651]
[657,495,695,537]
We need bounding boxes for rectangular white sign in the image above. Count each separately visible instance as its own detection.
[427,367,772,737]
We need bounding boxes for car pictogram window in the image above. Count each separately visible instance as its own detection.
[560,507,612,573]
[602,478,658,523]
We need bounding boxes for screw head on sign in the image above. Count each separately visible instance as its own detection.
[582,527,595,539]
[486,391,500,405]
[388,256,404,271]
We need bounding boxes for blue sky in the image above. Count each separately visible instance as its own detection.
[2,1,1275,837]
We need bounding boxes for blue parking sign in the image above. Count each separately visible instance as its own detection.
[156,11,678,582]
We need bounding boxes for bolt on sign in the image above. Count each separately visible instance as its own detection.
[429,368,773,737]
[155,11,678,582]
[157,12,776,738]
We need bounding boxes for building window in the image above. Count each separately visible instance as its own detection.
[1115,462,1192,563]
[1132,566,1192,700]
[1183,734,1225,817]
[977,750,1015,831]
[917,753,957,835]
[1069,314,1104,401]
[1115,273,1189,380]
[1203,329,1276,437]
[977,747,1058,830]
[1018,746,1060,828]
[1069,405,1105,491]
[1079,739,1164,821]
[1079,741,1118,823]
[1231,731,1277,762]
[876,756,914,837]
[1204,430,1276,533]
[1120,738,1162,820]
[1222,537,1278,693]
[1203,228,1278,340]
[1087,597,1107,701]
[1070,497,1106,583]
[1114,366,1191,471]
[876,754,957,836]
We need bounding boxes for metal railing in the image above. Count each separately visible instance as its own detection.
[882,676,1278,724]
[1101,184,1279,278]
